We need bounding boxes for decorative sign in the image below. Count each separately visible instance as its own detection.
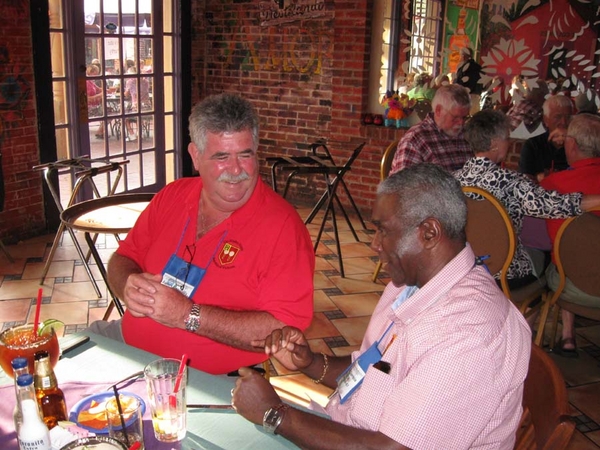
[259,0,331,27]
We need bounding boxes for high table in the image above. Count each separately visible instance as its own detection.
[61,193,154,320]
[0,332,301,449]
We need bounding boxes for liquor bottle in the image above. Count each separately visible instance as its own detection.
[12,357,30,438]
[33,350,67,429]
[16,374,51,450]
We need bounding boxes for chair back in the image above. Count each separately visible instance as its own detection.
[380,140,399,180]
[514,344,575,450]
[462,186,515,296]
[554,208,600,297]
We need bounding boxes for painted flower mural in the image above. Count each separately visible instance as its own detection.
[480,38,540,107]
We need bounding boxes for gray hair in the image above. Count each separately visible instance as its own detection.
[568,113,600,157]
[543,94,573,117]
[189,93,260,153]
[377,163,467,241]
[432,84,471,111]
[463,110,510,154]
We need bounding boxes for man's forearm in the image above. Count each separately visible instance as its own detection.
[107,252,143,300]
[197,306,287,352]
[277,407,406,450]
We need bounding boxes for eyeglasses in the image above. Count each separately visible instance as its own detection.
[176,244,196,291]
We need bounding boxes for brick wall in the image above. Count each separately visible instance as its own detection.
[0,1,45,243]
[190,0,403,217]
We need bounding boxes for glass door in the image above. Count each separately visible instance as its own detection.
[49,0,180,205]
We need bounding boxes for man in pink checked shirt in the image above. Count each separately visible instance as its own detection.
[232,163,532,450]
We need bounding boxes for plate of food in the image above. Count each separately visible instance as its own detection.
[69,392,146,433]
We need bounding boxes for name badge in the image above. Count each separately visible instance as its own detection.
[161,254,206,298]
[336,341,382,403]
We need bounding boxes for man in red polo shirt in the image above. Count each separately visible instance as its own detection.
[90,93,315,374]
[541,113,600,357]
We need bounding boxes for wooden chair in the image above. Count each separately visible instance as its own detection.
[514,344,575,449]
[543,208,600,348]
[371,140,399,282]
[462,187,547,344]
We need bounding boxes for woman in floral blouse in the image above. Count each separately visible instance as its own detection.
[454,109,600,289]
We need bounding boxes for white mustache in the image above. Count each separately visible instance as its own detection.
[218,172,250,183]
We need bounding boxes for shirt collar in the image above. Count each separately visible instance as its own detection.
[390,244,477,324]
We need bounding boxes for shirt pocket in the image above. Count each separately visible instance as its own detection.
[348,364,395,431]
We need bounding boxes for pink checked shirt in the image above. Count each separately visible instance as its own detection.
[326,245,531,449]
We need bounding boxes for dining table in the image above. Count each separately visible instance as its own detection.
[0,332,303,449]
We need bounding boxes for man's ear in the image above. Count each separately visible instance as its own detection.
[188,142,200,173]
[418,218,442,249]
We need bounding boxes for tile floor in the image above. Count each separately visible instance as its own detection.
[1,206,600,449]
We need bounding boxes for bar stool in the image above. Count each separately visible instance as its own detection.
[32,157,129,296]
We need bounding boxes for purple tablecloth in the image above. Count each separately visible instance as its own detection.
[0,378,182,450]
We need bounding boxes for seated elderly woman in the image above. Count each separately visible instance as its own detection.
[454,109,600,289]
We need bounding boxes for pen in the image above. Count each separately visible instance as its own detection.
[382,334,396,356]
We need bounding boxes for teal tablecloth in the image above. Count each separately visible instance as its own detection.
[0,331,299,449]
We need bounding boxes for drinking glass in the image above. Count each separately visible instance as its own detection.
[106,396,145,450]
[144,358,187,442]
[0,324,59,377]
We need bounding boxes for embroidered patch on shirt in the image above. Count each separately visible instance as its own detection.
[219,241,241,266]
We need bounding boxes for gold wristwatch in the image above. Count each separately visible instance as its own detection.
[184,304,201,333]
[263,403,289,434]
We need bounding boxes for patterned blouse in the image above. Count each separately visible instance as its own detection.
[454,157,583,279]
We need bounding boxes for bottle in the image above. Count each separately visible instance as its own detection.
[16,374,51,450]
[12,357,30,439]
[33,350,67,430]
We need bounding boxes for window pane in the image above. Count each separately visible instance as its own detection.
[142,151,156,186]
[164,114,174,150]
[55,127,69,160]
[163,0,172,33]
[53,81,68,125]
[164,75,173,112]
[164,36,173,73]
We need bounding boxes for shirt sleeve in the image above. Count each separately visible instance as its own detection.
[390,134,425,175]
[255,211,315,331]
[511,176,583,218]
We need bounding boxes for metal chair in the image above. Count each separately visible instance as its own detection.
[372,139,399,282]
[462,186,547,344]
[33,157,129,296]
[543,208,600,349]
[514,344,575,450]
[267,141,366,277]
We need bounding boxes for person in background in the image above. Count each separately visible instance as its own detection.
[86,63,104,139]
[455,109,600,291]
[90,93,315,375]
[507,79,548,133]
[389,84,472,175]
[575,91,599,115]
[454,47,483,114]
[518,94,573,182]
[232,163,532,449]
[541,113,600,357]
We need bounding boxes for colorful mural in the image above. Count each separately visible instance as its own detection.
[479,0,599,113]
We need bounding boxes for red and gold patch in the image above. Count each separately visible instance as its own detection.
[219,242,241,265]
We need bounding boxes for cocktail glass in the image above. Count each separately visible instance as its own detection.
[0,324,60,377]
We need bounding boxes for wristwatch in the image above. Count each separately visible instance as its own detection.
[263,403,289,434]
[184,304,201,333]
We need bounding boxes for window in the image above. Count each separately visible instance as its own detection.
[369,0,444,112]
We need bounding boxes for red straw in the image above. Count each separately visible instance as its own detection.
[32,288,43,335]
[173,353,188,393]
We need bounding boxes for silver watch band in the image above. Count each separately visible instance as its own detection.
[184,304,201,333]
